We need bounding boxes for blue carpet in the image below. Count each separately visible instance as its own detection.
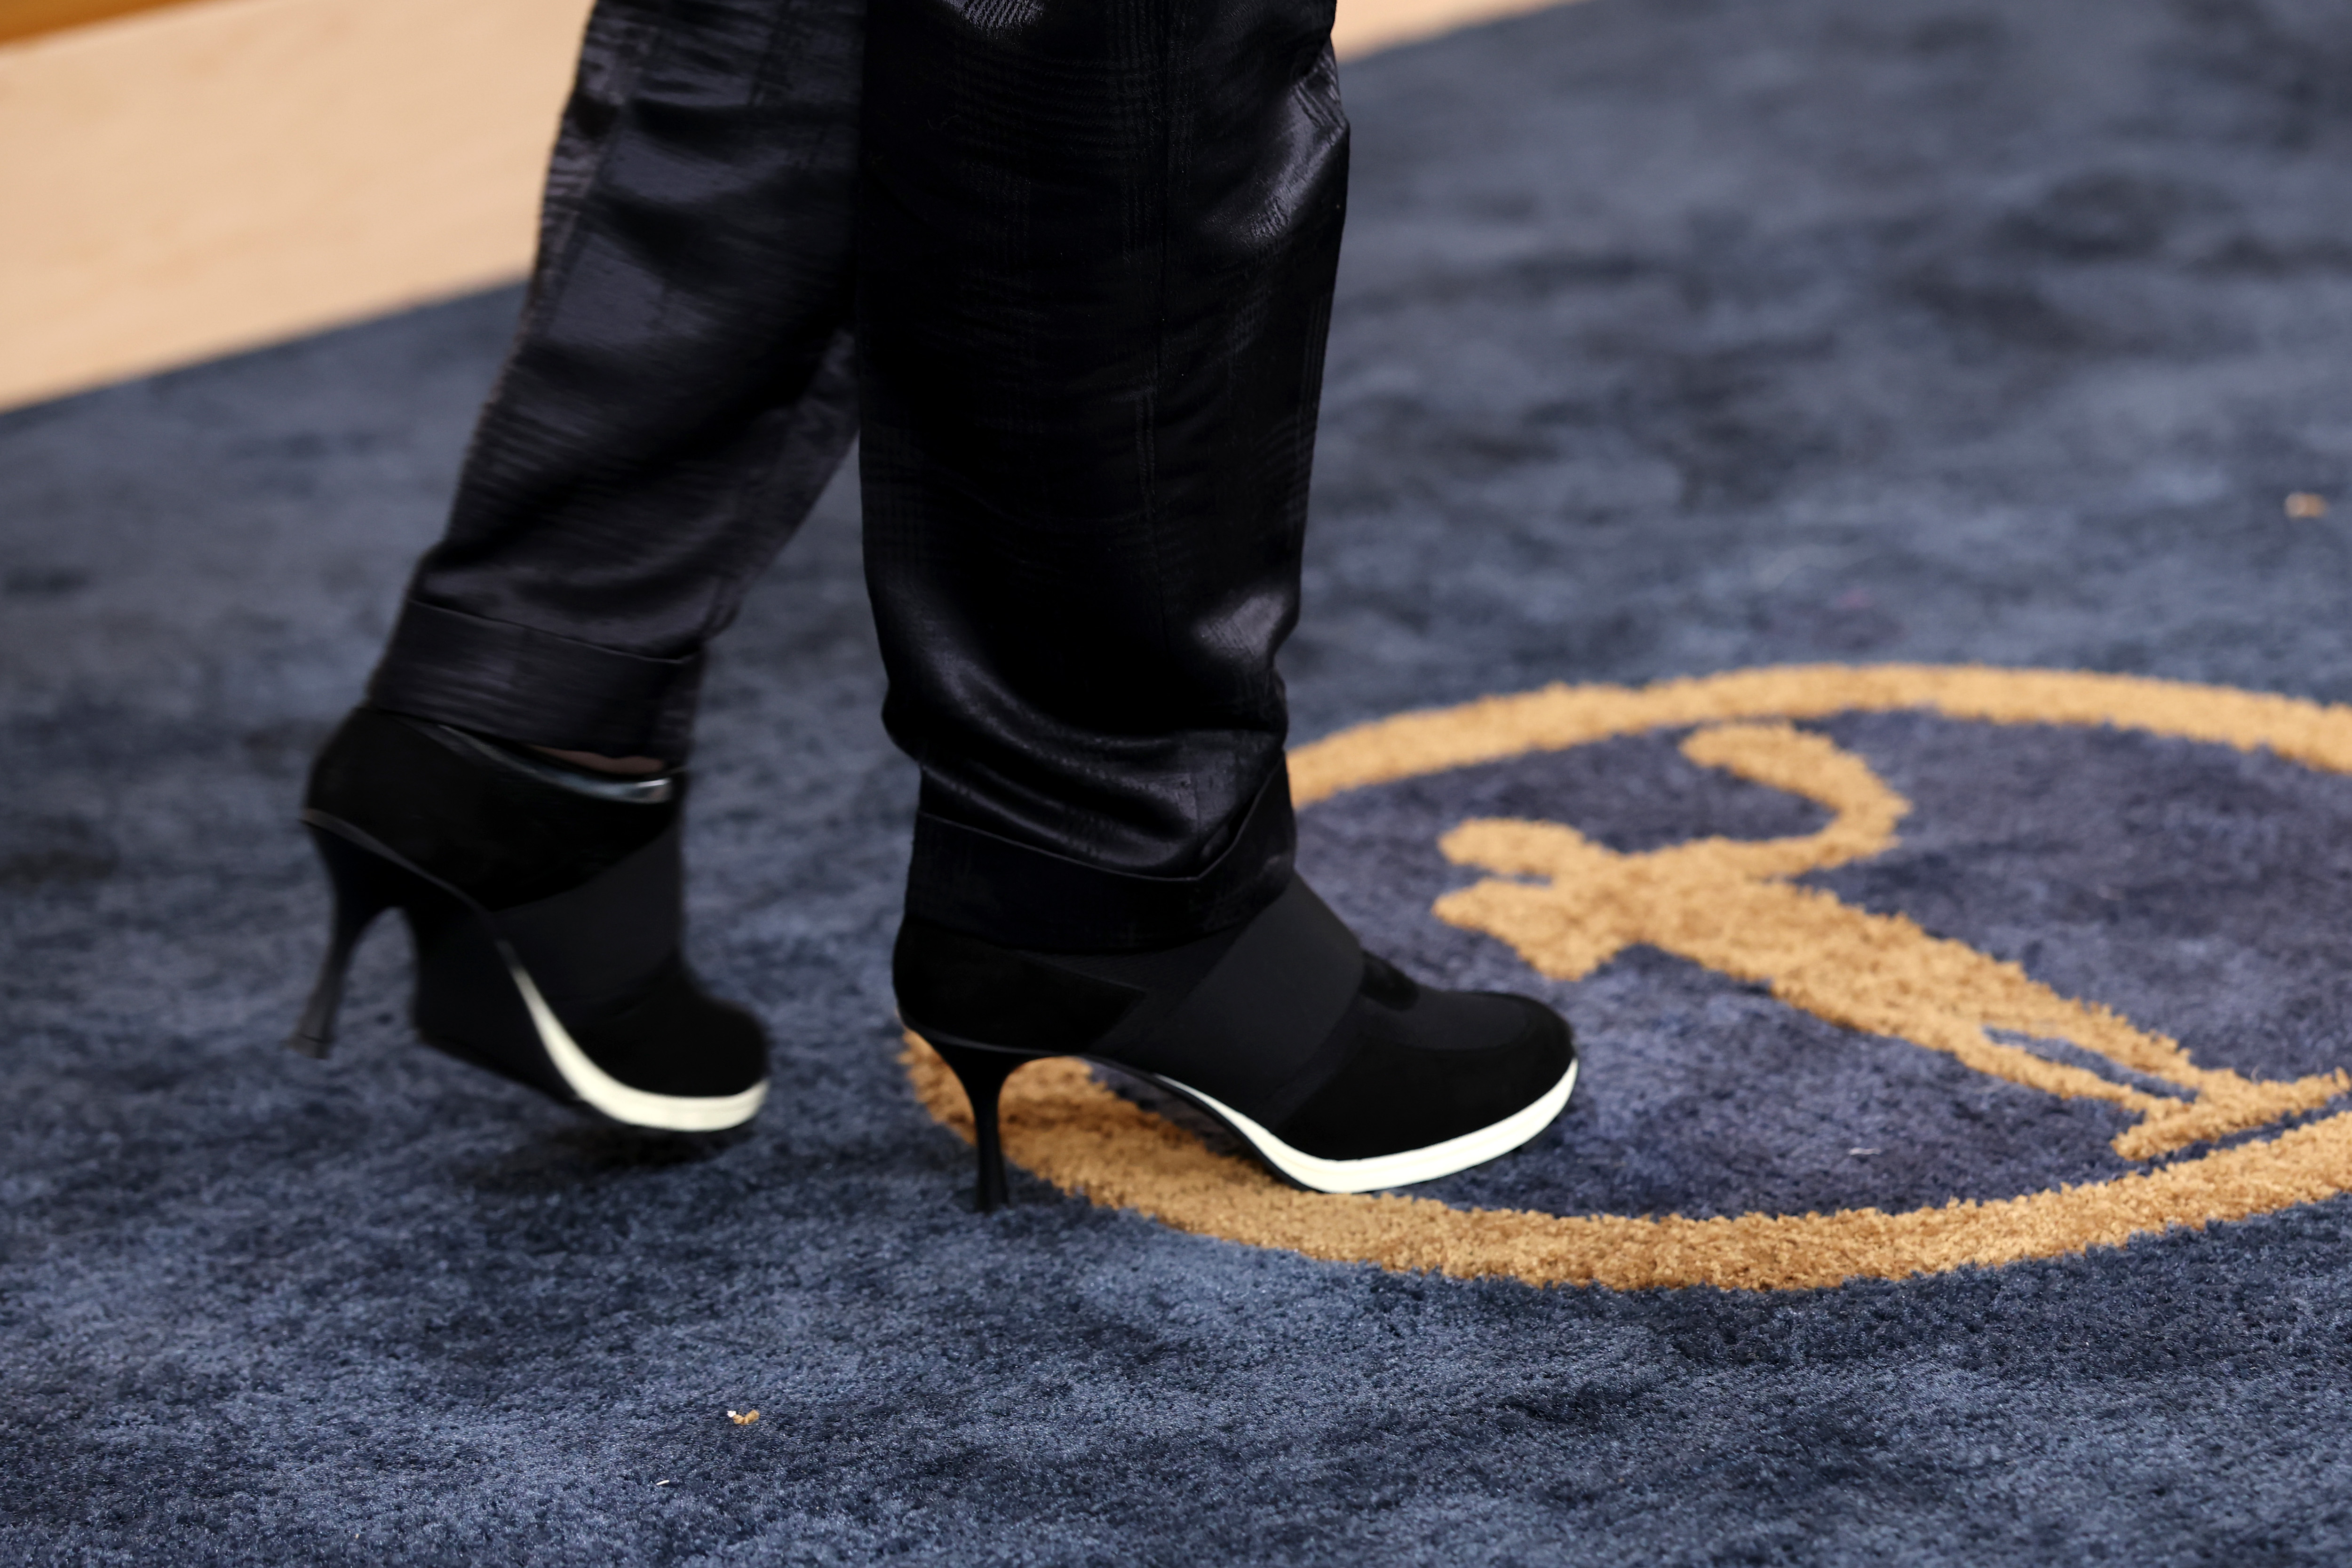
[8,0,2352,1559]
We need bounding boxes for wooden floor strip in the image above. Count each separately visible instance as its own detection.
[0,0,190,48]
[0,0,1578,411]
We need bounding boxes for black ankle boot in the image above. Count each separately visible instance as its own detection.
[290,707,767,1131]
[896,877,1576,1208]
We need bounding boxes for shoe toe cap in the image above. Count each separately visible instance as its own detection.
[570,964,770,1101]
[1271,986,1573,1164]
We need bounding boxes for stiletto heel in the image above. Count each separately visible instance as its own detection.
[924,1037,1043,1212]
[288,825,414,1058]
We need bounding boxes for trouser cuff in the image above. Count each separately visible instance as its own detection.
[904,766,1297,952]
[366,599,702,762]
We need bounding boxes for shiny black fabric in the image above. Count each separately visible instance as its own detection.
[368,0,1349,950]
[370,0,865,759]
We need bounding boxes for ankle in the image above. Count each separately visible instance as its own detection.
[531,745,668,777]
[308,709,679,907]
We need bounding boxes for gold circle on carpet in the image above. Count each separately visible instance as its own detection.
[903,664,2352,1290]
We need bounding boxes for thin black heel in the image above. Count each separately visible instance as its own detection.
[925,1037,1041,1212]
[288,826,412,1059]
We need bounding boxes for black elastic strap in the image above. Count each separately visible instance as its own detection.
[489,822,684,1009]
[1090,877,1363,1116]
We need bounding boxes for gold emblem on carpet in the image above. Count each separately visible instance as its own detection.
[904,665,2352,1290]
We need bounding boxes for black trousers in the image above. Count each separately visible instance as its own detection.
[367,0,1349,952]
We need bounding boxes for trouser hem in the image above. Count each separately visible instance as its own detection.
[366,599,702,762]
[903,765,1298,952]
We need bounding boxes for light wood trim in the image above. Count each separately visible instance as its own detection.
[0,0,594,409]
[0,0,1556,50]
[1334,0,1574,56]
[0,0,193,48]
[0,0,1575,412]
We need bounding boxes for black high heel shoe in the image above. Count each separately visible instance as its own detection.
[290,707,768,1132]
[897,877,1576,1209]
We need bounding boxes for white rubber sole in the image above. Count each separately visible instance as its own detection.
[505,952,768,1133]
[1155,1056,1579,1194]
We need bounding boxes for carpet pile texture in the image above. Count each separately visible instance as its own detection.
[7,0,2352,1560]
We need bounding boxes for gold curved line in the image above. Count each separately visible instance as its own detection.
[906,1037,2352,1291]
[1288,664,2352,807]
